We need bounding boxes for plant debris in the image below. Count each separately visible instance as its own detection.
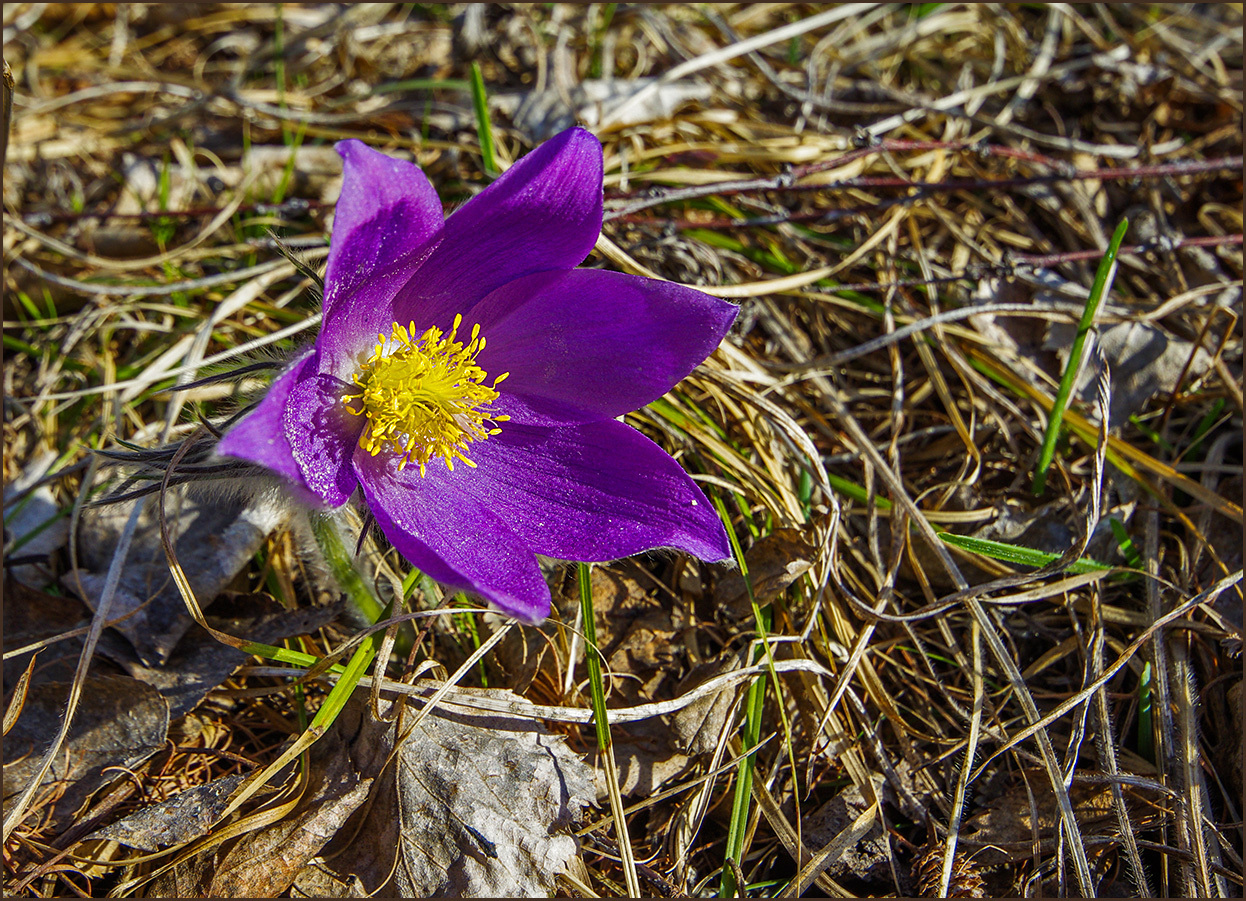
[3,3,1241,898]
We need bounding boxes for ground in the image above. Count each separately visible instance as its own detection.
[2,4,1243,898]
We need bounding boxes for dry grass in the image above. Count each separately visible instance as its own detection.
[3,3,1243,898]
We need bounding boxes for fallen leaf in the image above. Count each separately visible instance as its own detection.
[151,689,596,897]
[389,699,595,896]
[715,528,816,619]
[109,594,345,721]
[1045,320,1214,429]
[3,578,94,688]
[88,772,247,852]
[3,675,169,829]
[325,692,595,896]
[804,776,893,886]
[3,449,70,590]
[69,489,287,665]
[962,769,1157,866]
[208,764,371,898]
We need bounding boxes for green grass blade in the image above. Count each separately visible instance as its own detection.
[578,562,640,897]
[938,531,1113,573]
[1033,217,1129,495]
[1108,517,1143,569]
[469,61,497,178]
[714,495,774,899]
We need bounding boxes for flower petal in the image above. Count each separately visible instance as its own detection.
[353,450,552,623]
[317,140,445,375]
[283,354,363,507]
[471,269,737,425]
[390,127,604,329]
[445,420,732,563]
[217,350,314,490]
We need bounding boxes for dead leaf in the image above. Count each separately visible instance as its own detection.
[109,594,345,721]
[3,449,70,590]
[324,692,596,897]
[208,766,372,898]
[3,652,38,736]
[3,577,93,688]
[804,776,893,885]
[145,699,378,898]
[153,690,596,897]
[89,772,247,852]
[715,528,816,619]
[555,563,698,799]
[668,653,743,758]
[289,863,367,898]
[1045,320,1214,429]
[2,674,170,829]
[389,699,595,896]
[962,769,1157,866]
[69,489,287,665]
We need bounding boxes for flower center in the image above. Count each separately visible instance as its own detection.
[341,314,509,476]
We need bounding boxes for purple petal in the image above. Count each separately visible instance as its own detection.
[317,140,445,375]
[353,450,552,622]
[440,420,732,563]
[471,269,737,426]
[390,127,603,329]
[217,350,314,490]
[283,354,363,507]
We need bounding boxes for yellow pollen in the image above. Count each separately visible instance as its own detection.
[340,314,510,476]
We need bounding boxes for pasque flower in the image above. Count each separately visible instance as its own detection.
[219,127,736,622]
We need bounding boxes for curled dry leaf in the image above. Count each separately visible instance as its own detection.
[383,694,596,897]
[714,527,816,620]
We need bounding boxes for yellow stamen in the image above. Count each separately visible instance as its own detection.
[340,314,509,476]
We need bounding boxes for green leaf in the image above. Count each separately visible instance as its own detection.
[1033,217,1129,494]
[470,61,497,178]
[938,532,1113,574]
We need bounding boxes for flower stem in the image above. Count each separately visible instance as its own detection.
[308,510,386,625]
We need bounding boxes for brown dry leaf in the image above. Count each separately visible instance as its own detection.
[144,701,378,898]
[69,489,287,665]
[1044,320,1214,430]
[167,691,596,897]
[388,697,595,896]
[3,449,70,590]
[570,564,697,798]
[207,763,372,898]
[111,594,345,721]
[3,577,92,687]
[3,674,169,829]
[804,775,893,886]
[668,653,743,758]
[88,772,248,852]
[714,527,816,620]
[962,770,1148,866]
[320,692,595,897]
[288,863,367,898]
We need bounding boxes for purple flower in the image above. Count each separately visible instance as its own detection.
[218,127,736,622]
